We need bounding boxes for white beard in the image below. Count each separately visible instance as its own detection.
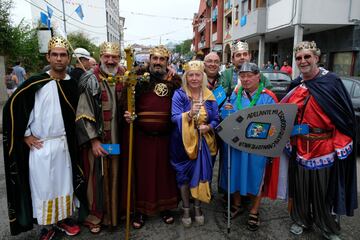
[100,63,117,75]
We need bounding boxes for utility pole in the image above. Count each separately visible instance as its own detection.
[61,0,67,34]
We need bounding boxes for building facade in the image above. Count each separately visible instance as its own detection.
[194,0,360,77]
[106,0,121,44]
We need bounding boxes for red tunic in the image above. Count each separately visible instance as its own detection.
[133,89,178,215]
[286,84,353,169]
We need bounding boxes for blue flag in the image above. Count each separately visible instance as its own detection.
[75,5,84,20]
[291,124,310,136]
[40,12,51,29]
[101,144,120,155]
[212,85,226,106]
[47,5,53,18]
[241,15,247,27]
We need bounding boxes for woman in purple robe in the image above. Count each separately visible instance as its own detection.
[170,60,219,227]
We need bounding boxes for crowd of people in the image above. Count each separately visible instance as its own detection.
[2,37,357,240]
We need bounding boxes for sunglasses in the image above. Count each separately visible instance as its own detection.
[295,54,312,61]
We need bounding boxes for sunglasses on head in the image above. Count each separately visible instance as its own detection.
[295,54,312,61]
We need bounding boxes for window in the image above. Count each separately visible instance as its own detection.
[332,52,353,76]
[353,83,360,98]
[256,0,266,8]
[342,79,353,94]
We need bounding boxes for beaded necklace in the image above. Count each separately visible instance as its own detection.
[236,83,264,110]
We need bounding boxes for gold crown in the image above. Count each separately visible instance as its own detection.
[48,36,69,51]
[183,60,205,72]
[294,41,321,56]
[231,41,249,53]
[149,45,171,58]
[100,42,120,55]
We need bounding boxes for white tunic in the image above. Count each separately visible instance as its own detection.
[25,75,74,225]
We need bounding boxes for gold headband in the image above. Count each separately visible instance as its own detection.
[100,42,120,56]
[232,41,249,53]
[183,60,205,72]
[149,45,170,58]
[294,41,321,56]
[48,36,69,51]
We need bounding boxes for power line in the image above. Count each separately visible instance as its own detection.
[120,10,193,21]
[23,0,106,35]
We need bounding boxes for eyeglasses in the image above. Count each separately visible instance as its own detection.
[295,54,312,61]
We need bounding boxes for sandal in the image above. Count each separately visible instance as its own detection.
[223,204,245,219]
[194,206,204,225]
[83,221,101,234]
[181,207,192,227]
[132,214,146,229]
[290,223,304,235]
[247,213,260,231]
[161,211,174,224]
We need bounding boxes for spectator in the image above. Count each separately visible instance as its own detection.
[280,61,292,75]
[12,61,26,86]
[4,66,19,97]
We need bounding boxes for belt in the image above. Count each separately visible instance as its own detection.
[309,127,331,134]
[298,132,332,140]
[39,134,66,142]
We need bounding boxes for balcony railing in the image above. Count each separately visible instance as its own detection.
[212,32,217,42]
[198,20,206,32]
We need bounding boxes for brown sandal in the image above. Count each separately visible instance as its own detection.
[83,221,101,234]
[132,214,146,229]
[247,213,260,231]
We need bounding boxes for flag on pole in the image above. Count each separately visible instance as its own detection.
[75,5,84,20]
[47,5,53,18]
[40,12,51,29]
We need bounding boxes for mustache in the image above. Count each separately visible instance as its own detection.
[154,64,163,68]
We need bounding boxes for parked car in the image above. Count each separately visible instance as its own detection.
[341,76,360,142]
[261,70,292,100]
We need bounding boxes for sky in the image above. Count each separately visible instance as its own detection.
[11,0,200,46]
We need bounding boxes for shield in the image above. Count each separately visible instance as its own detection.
[216,104,297,157]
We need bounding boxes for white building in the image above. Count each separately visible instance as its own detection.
[29,0,121,45]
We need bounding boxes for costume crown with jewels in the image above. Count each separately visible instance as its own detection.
[149,45,171,58]
[100,42,120,56]
[294,41,321,56]
[183,60,205,72]
[48,36,69,51]
[231,41,249,53]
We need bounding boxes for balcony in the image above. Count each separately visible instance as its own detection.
[212,32,217,42]
[198,20,206,32]
[198,41,205,49]
[232,8,267,39]
[224,0,232,16]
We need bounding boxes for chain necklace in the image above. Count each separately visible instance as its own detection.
[236,83,264,110]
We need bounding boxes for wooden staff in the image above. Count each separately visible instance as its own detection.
[124,47,137,240]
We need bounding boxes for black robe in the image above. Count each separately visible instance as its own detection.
[290,69,358,216]
[2,72,86,235]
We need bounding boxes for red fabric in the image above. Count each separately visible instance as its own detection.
[133,91,178,215]
[280,65,292,75]
[263,88,279,103]
[262,157,280,200]
[287,85,352,160]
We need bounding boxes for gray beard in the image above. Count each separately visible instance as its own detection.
[100,63,117,75]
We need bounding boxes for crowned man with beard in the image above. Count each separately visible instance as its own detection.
[124,45,180,229]
[75,42,125,233]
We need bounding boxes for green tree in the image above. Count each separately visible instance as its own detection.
[67,32,100,61]
[174,39,192,55]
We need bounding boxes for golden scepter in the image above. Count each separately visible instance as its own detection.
[124,47,137,240]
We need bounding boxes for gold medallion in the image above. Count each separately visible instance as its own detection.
[154,83,168,97]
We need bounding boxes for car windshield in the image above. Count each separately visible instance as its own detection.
[262,72,291,82]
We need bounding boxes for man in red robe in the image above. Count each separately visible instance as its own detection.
[124,45,180,229]
[284,41,357,240]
